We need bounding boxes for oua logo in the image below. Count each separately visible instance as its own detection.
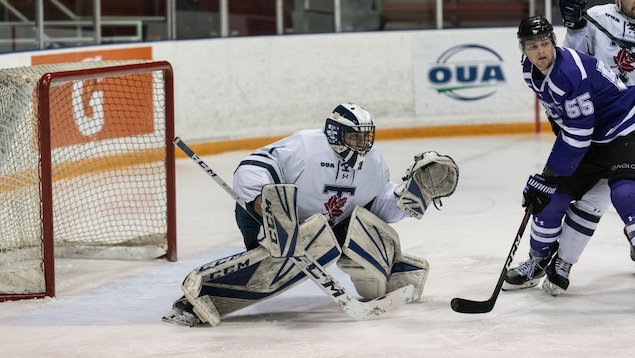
[428,44,506,101]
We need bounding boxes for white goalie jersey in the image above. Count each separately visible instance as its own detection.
[564,4,635,85]
[233,128,408,227]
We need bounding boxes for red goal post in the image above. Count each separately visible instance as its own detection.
[0,60,176,301]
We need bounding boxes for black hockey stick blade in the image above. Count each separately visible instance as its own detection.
[450,297,495,314]
[450,206,532,314]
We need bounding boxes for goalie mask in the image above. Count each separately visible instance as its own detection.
[324,103,375,170]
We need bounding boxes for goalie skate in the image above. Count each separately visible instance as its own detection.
[162,296,202,327]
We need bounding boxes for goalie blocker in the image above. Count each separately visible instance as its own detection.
[174,184,429,326]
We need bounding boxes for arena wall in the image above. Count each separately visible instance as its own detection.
[0,27,566,155]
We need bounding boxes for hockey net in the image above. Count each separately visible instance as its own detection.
[0,60,176,301]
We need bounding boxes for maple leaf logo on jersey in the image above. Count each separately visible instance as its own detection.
[324,195,347,220]
[614,49,635,75]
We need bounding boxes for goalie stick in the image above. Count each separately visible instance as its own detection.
[173,136,417,320]
[450,206,532,314]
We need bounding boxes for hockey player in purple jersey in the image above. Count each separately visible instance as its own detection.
[561,0,635,261]
[504,1,635,293]
[163,103,459,326]
[505,15,635,296]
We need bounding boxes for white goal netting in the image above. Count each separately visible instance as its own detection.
[0,61,174,297]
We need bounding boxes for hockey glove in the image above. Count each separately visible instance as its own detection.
[395,151,459,219]
[559,0,587,29]
[522,174,557,215]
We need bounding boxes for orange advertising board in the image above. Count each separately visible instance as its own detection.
[31,47,154,149]
[31,47,152,66]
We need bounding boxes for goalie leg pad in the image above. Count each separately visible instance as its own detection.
[387,253,430,302]
[182,214,340,326]
[397,151,459,219]
[260,184,302,258]
[337,206,400,300]
[337,255,387,300]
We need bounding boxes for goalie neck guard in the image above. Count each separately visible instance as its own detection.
[324,103,375,170]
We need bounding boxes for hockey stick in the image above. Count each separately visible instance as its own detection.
[450,206,532,314]
[173,136,417,320]
[582,11,634,56]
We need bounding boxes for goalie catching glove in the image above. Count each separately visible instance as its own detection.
[395,151,459,219]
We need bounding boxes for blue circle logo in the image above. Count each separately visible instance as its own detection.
[428,44,506,101]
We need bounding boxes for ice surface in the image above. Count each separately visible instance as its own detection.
[2,134,634,358]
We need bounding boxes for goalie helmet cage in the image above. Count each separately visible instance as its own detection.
[0,60,176,301]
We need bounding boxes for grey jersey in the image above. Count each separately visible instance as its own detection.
[564,4,635,85]
[233,129,407,226]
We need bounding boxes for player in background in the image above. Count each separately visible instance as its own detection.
[163,103,459,326]
[561,0,635,261]
[507,15,635,296]
[504,2,635,293]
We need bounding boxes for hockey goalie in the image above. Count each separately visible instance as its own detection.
[163,103,459,326]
